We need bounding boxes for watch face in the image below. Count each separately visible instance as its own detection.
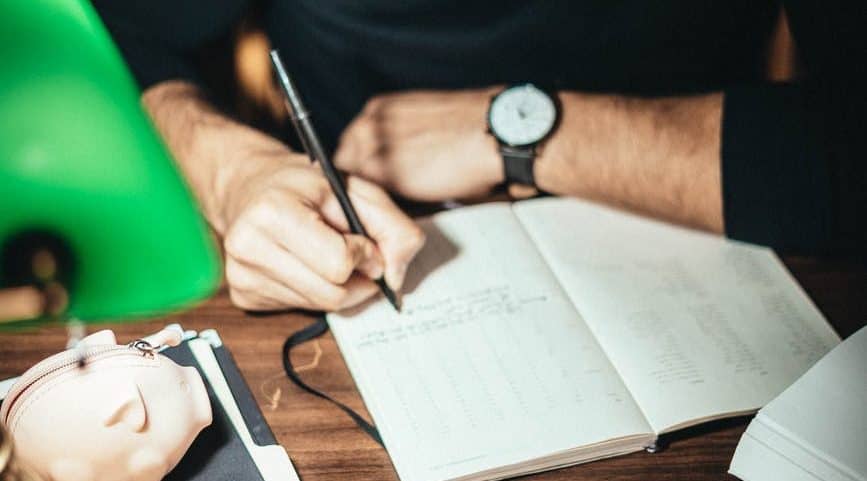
[488,84,557,146]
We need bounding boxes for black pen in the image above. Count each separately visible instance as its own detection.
[269,49,401,312]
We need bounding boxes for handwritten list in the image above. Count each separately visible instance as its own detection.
[329,203,652,481]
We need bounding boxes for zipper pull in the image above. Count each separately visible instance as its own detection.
[127,339,157,358]
[127,326,184,358]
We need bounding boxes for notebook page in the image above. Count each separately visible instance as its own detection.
[513,197,840,433]
[328,203,652,481]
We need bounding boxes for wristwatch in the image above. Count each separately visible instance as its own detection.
[487,84,559,187]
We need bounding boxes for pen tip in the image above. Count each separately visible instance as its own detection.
[377,278,401,313]
[387,290,402,313]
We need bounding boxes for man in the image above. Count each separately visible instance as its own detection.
[92,1,865,312]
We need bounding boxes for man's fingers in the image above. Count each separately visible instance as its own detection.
[344,234,385,280]
[225,239,380,311]
[225,257,313,311]
[333,126,360,172]
[232,195,381,285]
[340,273,383,309]
[349,178,425,292]
[348,233,386,280]
[230,289,302,311]
[228,289,278,311]
[334,116,390,184]
[357,253,385,280]
[228,265,379,312]
[321,176,426,291]
[334,117,370,173]
[229,270,379,312]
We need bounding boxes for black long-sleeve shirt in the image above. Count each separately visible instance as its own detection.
[92,0,866,253]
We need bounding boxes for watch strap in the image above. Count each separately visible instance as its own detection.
[500,145,536,186]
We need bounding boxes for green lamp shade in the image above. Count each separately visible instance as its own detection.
[0,0,221,324]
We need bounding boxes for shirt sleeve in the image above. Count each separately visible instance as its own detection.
[91,0,251,90]
[720,1,866,254]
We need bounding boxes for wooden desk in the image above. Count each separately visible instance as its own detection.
[1,256,864,481]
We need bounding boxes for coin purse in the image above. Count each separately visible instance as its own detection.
[0,328,212,481]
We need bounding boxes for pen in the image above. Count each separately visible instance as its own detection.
[269,49,401,312]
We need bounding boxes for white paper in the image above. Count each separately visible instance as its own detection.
[329,203,651,481]
[730,432,826,481]
[514,197,840,433]
[731,326,867,481]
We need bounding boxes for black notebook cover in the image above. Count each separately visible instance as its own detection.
[163,338,276,481]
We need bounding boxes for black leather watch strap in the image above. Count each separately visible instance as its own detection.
[501,145,536,186]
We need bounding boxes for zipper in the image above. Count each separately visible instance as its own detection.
[1,341,159,429]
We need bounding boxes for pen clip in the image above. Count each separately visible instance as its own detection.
[270,50,309,120]
[270,49,316,163]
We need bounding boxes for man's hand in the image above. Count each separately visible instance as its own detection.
[335,88,504,201]
[220,156,425,311]
[143,81,425,312]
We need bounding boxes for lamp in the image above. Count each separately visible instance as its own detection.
[0,0,221,327]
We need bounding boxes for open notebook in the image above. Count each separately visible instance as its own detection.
[327,197,840,481]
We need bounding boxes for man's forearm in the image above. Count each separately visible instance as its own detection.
[141,80,301,234]
[537,92,724,233]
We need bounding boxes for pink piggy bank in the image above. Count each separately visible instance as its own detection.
[0,327,211,481]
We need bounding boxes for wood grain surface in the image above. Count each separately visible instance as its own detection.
[0,255,864,481]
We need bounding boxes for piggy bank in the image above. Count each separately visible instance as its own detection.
[0,327,211,481]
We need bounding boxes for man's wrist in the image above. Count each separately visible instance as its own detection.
[142,81,308,234]
[458,86,504,190]
[477,132,504,187]
[533,92,569,194]
[533,91,604,196]
[532,90,725,232]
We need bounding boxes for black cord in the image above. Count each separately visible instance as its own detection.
[281,316,384,446]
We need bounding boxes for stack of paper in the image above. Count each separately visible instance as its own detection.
[729,326,867,481]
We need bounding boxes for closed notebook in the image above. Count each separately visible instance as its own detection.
[327,197,840,481]
[164,331,299,481]
[729,325,867,481]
